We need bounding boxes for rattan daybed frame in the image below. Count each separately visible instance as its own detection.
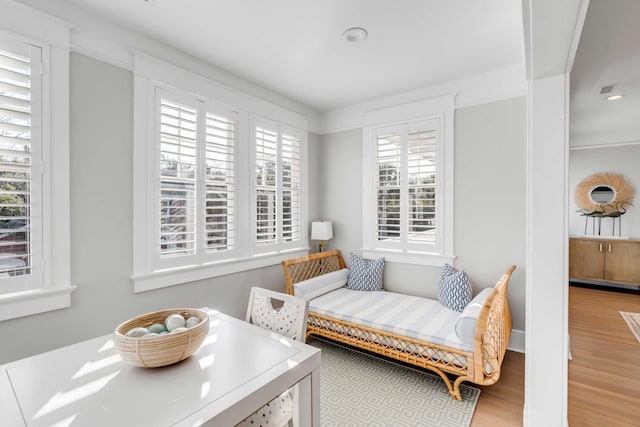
[282,249,515,400]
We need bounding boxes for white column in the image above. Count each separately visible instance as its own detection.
[524,73,570,426]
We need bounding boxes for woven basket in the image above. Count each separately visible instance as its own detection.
[113,308,210,368]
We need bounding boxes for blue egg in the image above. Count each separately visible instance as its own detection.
[125,327,149,337]
[185,317,201,328]
[148,323,166,334]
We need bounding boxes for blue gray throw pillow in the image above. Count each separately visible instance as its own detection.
[346,253,384,291]
[439,263,473,312]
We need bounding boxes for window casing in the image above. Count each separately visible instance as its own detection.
[362,96,454,266]
[0,6,73,321]
[133,53,308,292]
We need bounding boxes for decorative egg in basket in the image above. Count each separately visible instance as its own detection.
[113,308,210,368]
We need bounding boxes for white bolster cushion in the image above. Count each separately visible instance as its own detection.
[454,287,494,346]
[293,268,350,300]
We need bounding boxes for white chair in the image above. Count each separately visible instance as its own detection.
[236,287,309,427]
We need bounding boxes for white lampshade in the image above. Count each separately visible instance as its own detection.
[311,221,333,241]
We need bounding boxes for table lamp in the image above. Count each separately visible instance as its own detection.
[311,221,333,252]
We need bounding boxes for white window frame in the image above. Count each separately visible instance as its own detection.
[132,53,308,293]
[362,95,455,266]
[0,4,74,321]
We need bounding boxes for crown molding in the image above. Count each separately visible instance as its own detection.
[11,0,321,131]
[317,64,527,135]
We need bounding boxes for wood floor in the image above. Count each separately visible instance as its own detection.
[470,284,640,426]
[567,284,640,426]
[470,346,524,426]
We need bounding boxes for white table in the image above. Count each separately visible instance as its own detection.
[0,309,321,426]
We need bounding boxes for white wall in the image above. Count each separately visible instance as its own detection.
[307,131,325,252]
[523,73,571,426]
[569,145,640,238]
[0,53,292,364]
[454,97,527,333]
[316,128,363,257]
[318,97,527,335]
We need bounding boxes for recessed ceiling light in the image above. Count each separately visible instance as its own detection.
[343,27,368,43]
[606,94,624,101]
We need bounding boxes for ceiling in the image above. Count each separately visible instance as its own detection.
[43,0,525,113]
[570,0,640,146]
[17,0,635,145]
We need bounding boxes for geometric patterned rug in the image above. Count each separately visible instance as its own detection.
[620,311,640,343]
[309,337,480,427]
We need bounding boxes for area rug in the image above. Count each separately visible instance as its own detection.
[309,337,480,427]
[619,311,640,343]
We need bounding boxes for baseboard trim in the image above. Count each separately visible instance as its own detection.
[508,329,525,353]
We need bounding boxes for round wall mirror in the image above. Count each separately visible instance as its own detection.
[575,172,635,213]
[590,186,615,204]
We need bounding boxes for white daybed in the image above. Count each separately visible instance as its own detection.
[282,249,515,401]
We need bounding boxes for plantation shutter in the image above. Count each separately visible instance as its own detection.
[374,119,439,250]
[407,123,437,245]
[156,89,239,267]
[0,39,37,285]
[159,98,197,257]
[204,110,235,252]
[255,126,278,246]
[282,132,300,243]
[375,126,402,243]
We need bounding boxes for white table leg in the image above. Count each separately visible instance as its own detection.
[0,371,25,426]
[293,365,320,426]
[311,366,320,426]
[295,375,311,426]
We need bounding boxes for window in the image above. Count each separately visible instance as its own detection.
[133,53,308,292]
[362,96,454,266]
[374,120,438,250]
[0,6,73,321]
[155,90,237,271]
[253,119,302,253]
[0,38,39,290]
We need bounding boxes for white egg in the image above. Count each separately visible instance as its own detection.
[185,316,201,328]
[165,314,186,331]
[142,332,159,338]
[170,327,188,334]
[126,327,149,337]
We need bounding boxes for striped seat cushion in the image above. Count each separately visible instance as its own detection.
[309,288,472,352]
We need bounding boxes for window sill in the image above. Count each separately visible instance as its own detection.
[132,248,310,293]
[361,249,455,267]
[0,286,77,322]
